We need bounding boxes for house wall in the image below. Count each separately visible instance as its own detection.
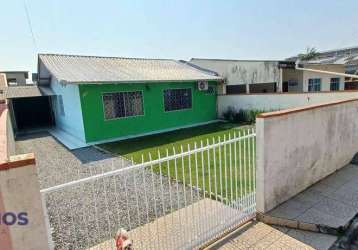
[3,72,27,85]
[50,79,86,142]
[79,81,218,143]
[256,98,358,212]
[282,65,345,92]
[282,69,304,92]
[218,91,358,115]
[302,69,345,91]
[190,59,280,86]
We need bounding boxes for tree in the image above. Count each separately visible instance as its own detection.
[298,47,319,61]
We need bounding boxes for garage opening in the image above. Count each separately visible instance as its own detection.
[12,96,55,130]
[6,85,55,133]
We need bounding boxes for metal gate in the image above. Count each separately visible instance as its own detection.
[41,128,256,250]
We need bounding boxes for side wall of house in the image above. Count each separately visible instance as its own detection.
[50,79,86,142]
[79,81,217,143]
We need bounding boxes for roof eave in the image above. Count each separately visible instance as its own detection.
[65,78,223,85]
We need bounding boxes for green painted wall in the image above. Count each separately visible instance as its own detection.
[79,81,218,143]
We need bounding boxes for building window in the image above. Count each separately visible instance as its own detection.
[308,78,321,92]
[226,85,246,94]
[103,91,143,120]
[330,78,340,91]
[164,88,192,111]
[7,78,17,85]
[207,86,215,94]
[288,80,298,87]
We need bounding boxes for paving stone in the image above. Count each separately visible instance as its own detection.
[312,197,356,221]
[308,181,337,197]
[296,206,348,227]
[210,222,313,250]
[268,199,312,220]
[286,229,337,250]
[291,188,326,208]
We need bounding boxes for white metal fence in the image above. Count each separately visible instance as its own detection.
[41,128,256,250]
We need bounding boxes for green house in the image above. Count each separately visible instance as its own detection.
[37,54,222,149]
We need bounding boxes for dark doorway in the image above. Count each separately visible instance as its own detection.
[282,82,288,92]
[12,96,54,130]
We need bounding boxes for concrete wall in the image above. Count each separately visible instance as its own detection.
[190,59,280,86]
[256,98,358,212]
[0,104,15,159]
[218,91,358,116]
[3,72,28,85]
[0,154,49,250]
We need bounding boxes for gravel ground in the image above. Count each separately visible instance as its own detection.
[16,132,200,250]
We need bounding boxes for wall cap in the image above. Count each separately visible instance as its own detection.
[0,153,36,171]
[257,98,358,119]
[218,90,358,97]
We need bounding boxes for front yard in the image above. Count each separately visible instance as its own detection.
[99,122,255,201]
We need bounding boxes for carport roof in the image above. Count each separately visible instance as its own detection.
[6,85,55,99]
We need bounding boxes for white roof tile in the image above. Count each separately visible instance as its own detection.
[39,54,221,84]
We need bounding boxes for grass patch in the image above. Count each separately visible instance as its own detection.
[99,122,255,201]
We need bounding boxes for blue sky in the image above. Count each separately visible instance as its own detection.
[1,0,358,71]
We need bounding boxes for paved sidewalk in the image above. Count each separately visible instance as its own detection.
[209,221,314,250]
[212,164,358,250]
[267,164,358,250]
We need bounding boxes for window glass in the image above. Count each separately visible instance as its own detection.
[164,88,192,111]
[103,91,143,119]
[330,78,340,91]
[308,78,321,92]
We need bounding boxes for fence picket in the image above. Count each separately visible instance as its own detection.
[41,129,256,249]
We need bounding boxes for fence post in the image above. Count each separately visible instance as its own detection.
[0,153,50,250]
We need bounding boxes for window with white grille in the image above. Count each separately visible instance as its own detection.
[164,88,192,111]
[103,91,143,119]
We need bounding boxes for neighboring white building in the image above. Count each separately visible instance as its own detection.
[190,58,282,94]
[0,71,29,86]
[282,64,346,92]
[190,58,346,94]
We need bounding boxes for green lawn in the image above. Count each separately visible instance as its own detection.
[99,122,255,201]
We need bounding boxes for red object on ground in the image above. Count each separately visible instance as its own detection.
[116,236,126,250]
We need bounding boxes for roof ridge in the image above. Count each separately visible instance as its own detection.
[38,53,177,61]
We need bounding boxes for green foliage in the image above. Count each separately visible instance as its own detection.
[298,46,319,61]
[223,107,265,124]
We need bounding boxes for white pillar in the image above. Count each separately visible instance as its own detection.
[278,68,283,92]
